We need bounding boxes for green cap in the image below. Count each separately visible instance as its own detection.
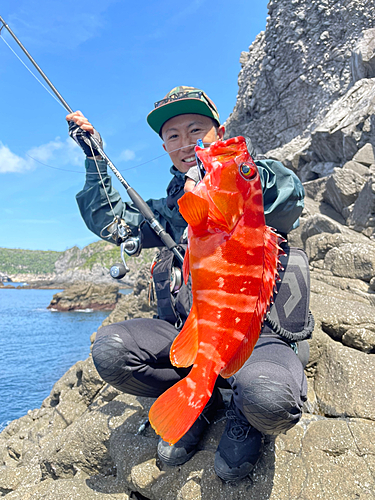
[147,86,220,137]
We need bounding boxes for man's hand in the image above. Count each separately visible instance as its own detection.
[184,166,200,192]
[66,110,103,158]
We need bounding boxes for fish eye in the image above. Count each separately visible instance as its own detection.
[239,162,257,180]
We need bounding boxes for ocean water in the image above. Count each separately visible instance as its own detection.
[0,288,112,431]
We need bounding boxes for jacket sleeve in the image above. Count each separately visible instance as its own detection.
[256,159,305,234]
[75,158,187,247]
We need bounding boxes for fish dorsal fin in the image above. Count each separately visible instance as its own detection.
[220,225,281,378]
[170,305,199,368]
[178,192,209,234]
[209,191,242,233]
[183,246,190,284]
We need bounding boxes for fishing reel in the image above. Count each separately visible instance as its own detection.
[100,216,143,280]
[170,266,183,293]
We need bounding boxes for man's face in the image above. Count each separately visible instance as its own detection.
[161,113,225,173]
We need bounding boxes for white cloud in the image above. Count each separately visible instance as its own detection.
[0,142,34,173]
[28,139,64,162]
[28,137,83,167]
[118,149,136,162]
[0,137,84,174]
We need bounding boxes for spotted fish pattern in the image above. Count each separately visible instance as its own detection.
[149,136,283,445]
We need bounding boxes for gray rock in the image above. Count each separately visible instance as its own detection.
[347,173,375,236]
[350,28,375,82]
[133,262,152,296]
[300,214,344,245]
[342,159,371,177]
[310,268,375,307]
[324,241,375,281]
[353,142,375,166]
[305,232,348,262]
[2,478,129,500]
[323,168,366,216]
[100,289,157,328]
[308,78,375,164]
[2,325,375,499]
[312,329,375,420]
[0,272,12,283]
[310,161,337,178]
[303,177,327,202]
[342,327,375,353]
[47,283,121,311]
[310,287,375,341]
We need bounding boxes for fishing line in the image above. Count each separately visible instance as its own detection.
[89,140,116,218]
[24,143,201,175]
[0,34,66,110]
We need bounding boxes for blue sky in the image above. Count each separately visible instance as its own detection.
[0,0,268,251]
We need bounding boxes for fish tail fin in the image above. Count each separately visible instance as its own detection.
[149,369,216,445]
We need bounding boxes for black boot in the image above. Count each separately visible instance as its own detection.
[214,397,264,481]
[157,387,224,466]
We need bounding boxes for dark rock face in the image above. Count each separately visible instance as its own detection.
[225,0,375,154]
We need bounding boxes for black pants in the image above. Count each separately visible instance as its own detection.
[92,318,308,435]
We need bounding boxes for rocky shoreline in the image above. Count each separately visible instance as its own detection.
[0,243,156,290]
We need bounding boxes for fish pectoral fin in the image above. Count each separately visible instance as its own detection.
[170,306,198,367]
[209,191,242,232]
[178,192,209,234]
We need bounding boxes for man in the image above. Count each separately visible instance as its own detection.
[66,86,309,481]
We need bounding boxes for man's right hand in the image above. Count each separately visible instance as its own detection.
[66,110,103,158]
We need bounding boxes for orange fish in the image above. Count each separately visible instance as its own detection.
[149,136,282,445]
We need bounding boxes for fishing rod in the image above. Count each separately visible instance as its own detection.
[0,15,184,266]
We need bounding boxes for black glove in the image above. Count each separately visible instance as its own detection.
[68,120,103,157]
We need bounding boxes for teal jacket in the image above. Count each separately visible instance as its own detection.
[76,157,304,247]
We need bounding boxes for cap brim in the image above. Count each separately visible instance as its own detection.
[147,98,218,136]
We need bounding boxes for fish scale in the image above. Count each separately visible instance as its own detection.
[149,136,283,445]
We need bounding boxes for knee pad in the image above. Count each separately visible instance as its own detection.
[236,376,302,435]
[92,330,128,383]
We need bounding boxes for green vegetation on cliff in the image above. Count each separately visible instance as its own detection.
[0,241,156,276]
[0,248,63,275]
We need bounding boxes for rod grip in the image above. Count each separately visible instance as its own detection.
[126,187,155,219]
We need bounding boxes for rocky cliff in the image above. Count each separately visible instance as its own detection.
[1,241,155,289]
[1,1,375,498]
[225,0,375,154]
